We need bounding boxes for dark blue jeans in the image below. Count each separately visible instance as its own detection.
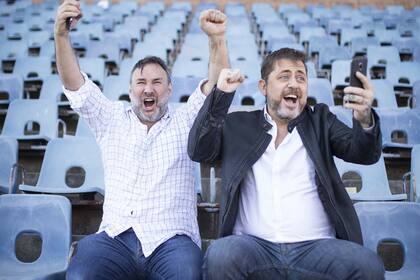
[203,234,385,280]
[66,228,202,280]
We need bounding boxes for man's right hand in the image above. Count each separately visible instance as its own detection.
[217,69,244,93]
[55,0,82,38]
[200,9,227,39]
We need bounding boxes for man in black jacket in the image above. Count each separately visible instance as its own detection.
[188,48,385,279]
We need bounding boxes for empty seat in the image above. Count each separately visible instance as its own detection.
[329,106,353,128]
[319,46,351,69]
[331,60,351,91]
[78,57,106,87]
[39,74,68,106]
[0,194,71,279]
[0,137,18,194]
[75,118,94,138]
[170,76,202,103]
[334,155,407,201]
[367,46,400,71]
[12,56,51,82]
[377,109,420,150]
[308,78,334,106]
[2,99,58,143]
[0,74,23,106]
[355,202,420,279]
[20,138,105,195]
[370,80,398,109]
[386,62,420,89]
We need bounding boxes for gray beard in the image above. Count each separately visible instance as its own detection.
[132,103,168,124]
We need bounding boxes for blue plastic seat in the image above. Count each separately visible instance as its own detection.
[392,38,420,56]
[354,202,420,279]
[367,46,401,71]
[2,99,58,142]
[334,155,407,201]
[413,81,420,109]
[78,57,106,87]
[39,75,68,106]
[20,138,105,195]
[386,62,420,90]
[299,26,326,44]
[307,35,338,56]
[377,109,420,150]
[103,75,130,102]
[170,77,202,103]
[0,40,27,62]
[85,40,121,65]
[340,28,367,46]
[0,74,23,106]
[75,118,94,138]
[235,79,265,106]
[12,56,51,83]
[370,80,398,109]
[331,60,351,91]
[350,36,380,57]
[0,194,71,279]
[373,28,400,45]
[0,137,18,194]
[329,106,353,128]
[308,78,334,106]
[319,45,351,69]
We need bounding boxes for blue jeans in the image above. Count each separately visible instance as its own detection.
[66,228,202,280]
[203,234,385,280]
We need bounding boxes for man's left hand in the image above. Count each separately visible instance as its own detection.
[343,71,374,128]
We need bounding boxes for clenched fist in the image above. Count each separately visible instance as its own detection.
[200,9,227,38]
[217,69,245,93]
[55,0,82,37]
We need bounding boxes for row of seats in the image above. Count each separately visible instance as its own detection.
[1,193,419,279]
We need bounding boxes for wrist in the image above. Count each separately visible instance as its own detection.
[208,34,226,45]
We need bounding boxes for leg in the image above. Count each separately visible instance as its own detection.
[203,234,287,280]
[286,238,385,280]
[66,230,141,280]
[145,235,202,280]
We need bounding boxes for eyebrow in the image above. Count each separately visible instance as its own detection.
[135,77,164,82]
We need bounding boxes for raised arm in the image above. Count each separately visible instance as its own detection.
[54,0,84,90]
[200,9,230,95]
[188,69,244,163]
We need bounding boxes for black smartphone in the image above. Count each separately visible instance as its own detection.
[349,57,367,88]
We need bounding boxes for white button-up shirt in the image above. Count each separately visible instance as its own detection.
[64,73,205,257]
[233,107,335,243]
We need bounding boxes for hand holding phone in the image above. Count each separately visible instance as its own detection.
[345,57,367,104]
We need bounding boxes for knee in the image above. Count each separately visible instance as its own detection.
[345,248,385,280]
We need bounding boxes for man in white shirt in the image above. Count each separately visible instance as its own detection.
[54,1,229,279]
[188,49,385,279]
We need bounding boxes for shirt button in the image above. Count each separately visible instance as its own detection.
[130,210,134,215]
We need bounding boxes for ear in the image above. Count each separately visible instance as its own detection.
[258,79,267,97]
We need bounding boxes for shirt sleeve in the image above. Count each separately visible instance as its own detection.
[63,72,120,140]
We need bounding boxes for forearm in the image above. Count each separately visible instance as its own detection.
[202,36,229,95]
[55,35,84,91]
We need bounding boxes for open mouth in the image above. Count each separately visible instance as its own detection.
[143,98,156,110]
[283,94,298,106]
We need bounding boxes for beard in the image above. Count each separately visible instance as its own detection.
[132,97,169,124]
[267,88,303,123]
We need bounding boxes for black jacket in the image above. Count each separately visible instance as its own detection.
[188,88,382,245]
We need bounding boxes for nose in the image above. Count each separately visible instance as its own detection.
[288,76,299,88]
[143,82,154,94]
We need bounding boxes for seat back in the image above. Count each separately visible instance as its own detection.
[370,80,398,109]
[0,137,18,193]
[386,62,420,87]
[334,155,406,200]
[36,138,104,193]
[0,194,71,277]
[39,74,68,105]
[12,56,51,81]
[355,202,420,279]
[411,145,420,202]
[308,78,334,106]
[0,74,23,105]
[2,99,58,141]
[75,118,94,138]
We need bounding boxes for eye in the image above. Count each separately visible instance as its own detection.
[137,81,145,85]
[296,76,306,83]
[153,80,162,85]
[279,75,289,81]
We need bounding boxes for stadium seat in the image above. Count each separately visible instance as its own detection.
[0,137,18,194]
[350,36,380,57]
[403,145,420,202]
[334,155,407,201]
[0,74,23,106]
[170,76,202,103]
[373,28,400,45]
[308,78,334,106]
[319,45,351,69]
[299,26,326,44]
[378,109,420,150]
[367,46,400,71]
[235,79,265,106]
[331,60,350,91]
[370,79,398,109]
[75,118,94,138]
[355,202,420,279]
[307,35,338,57]
[0,194,71,279]
[386,62,420,90]
[20,138,105,195]
[340,28,367,47]
[78,57,106,87]
[2,99,58,143]
[103,75,130,102]
[39,74,68,106]
[12,56,51,83]
[329,106,353,128]
[413,81,420,109]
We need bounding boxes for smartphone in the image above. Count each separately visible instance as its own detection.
[349,57,367,88]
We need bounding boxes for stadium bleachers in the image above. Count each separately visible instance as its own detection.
[1,0,420,277]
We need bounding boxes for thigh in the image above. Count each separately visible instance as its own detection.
[145,235,202,280]
[203,235,287,280]
[66,231,140,280]
[287,238,385,280]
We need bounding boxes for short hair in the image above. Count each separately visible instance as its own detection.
[261,48,307,81]
[130,56,171,84]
